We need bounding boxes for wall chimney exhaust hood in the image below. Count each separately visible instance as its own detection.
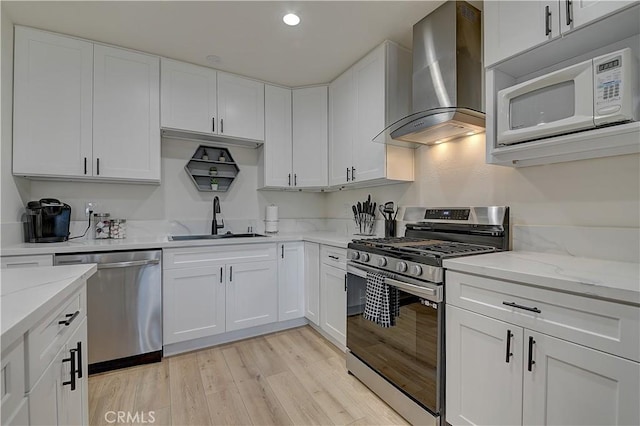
[374,1,484,148]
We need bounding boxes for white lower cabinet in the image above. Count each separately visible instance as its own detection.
[446,273,640,426]
[29,317,88,426]
[303,242,320,325]
[277,242,305,322]
[320,263,347,347]
[226,261,278,331]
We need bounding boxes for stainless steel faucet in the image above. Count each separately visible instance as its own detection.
[212,196,224,235]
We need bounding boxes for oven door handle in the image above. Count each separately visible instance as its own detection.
[347,263,442,302]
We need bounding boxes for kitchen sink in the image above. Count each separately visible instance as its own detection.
[169,233,268,241]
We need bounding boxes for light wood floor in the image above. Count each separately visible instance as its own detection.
[89,326,409,425]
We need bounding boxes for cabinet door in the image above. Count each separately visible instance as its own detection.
[277,242,305,321]
[352,45,387,182]
[163,266,226,344]
[93,45,160,181]
[59,318,88,426]
[160,58,217,134]
[446,305,524,426]
[328,70,354,186]
[264,85,293,187]
[226,261,278,331]
[523,331,640,426]
[29,345,64,425]
[484,1,559,67]
[292,86,329,188]
[13,26,93,178]
[304,242,320,325]
[217,72,264,141]
[320,264,346,346]
[561,0,636,33]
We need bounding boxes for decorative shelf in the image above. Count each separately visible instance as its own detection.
[186,145,239,192]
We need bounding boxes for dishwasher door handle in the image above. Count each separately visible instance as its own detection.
[97,259,160,269]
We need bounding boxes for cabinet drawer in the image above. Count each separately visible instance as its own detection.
[1,339,26,424]
[320,245,347,270]
[446,271,640,362]
[26,286,86,390]
[164,243,277,269]
[1,254,53,269]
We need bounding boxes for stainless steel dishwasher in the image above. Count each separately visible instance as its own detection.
[55,250,162,374]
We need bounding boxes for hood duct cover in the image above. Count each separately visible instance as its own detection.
[375,1,485,148]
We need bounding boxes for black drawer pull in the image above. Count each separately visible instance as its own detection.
[62,348,77,391]
[505,329,513,363]
[528,336,536,372]
[328,255,339,260]
[59,310,80,326]
[502,301,541,314]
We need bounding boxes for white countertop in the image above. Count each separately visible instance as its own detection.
[0,231,364,256]
[444,251,640,305]
[1,264,97,350]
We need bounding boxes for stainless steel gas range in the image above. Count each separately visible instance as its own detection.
[346,206,509,425]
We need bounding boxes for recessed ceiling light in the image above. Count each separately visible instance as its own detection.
[466,131,475,136]
[206,55,221,64]
[283,13,300,26]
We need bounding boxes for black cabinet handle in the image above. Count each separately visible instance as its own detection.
[96,158,100,175]
[212,117,215,132]
[281,245,284,258]
[220,267,223,283]
[75,341,83,378]
[328,255,339,260]
[565,0,572,25]
[62,348,77,391]
[230,266,233,282]
[59,310,80,326]
[528,336,536,371]
[346,168,350,182]
[344,274,347,292]
[505,329,513,363]
[84,157,87,175]
[545,5,552,36]
[221,118,224,133]
[503,301,541,314]
[294,174,297,186]
[351,167,356,180]
[288,173,291,186]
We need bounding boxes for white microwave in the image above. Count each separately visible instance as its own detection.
[497,48,638,146]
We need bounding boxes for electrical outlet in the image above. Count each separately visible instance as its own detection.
[85,202,97,217]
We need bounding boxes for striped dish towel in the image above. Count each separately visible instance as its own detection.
[363,271,400,327]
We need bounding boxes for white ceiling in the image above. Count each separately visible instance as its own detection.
[2,1,447,87]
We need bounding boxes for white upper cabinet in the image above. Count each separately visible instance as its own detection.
[13,26,160,182]
[328,41,414,188]
[484,1,560,68]
[560,0,637,33]
[260,84,293,188]
[292,86,329,188]
[217,72,265,141]
[160,58,217,134]
[93,45,160,181]
[13,26,93,178]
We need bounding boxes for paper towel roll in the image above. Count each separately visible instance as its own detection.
[266,205,278,221]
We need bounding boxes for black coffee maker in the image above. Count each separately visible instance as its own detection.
[24,199,71,242]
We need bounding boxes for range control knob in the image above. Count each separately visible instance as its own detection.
[361,253,370,262]
[348,251,360,260]
[396,262,408,273]
[377,257,388,267]
[411,265,423,276]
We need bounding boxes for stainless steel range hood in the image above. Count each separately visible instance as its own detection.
[374,1,484,148]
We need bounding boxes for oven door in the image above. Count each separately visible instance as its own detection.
[346,262,444,416]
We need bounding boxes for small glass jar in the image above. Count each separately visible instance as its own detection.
[109,219,127,239]
[93,213,111,239]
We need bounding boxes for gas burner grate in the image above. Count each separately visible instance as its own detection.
[351,237,497,257]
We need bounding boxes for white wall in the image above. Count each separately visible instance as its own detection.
[28,138,327,223]
[0,6,31,230]
[326,134,640,228]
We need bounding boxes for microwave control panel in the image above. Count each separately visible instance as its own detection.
[594,48,636,125]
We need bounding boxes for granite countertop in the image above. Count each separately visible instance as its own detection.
[1,264,97,350]
[0,231,368,256]
[443,251,640,305]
